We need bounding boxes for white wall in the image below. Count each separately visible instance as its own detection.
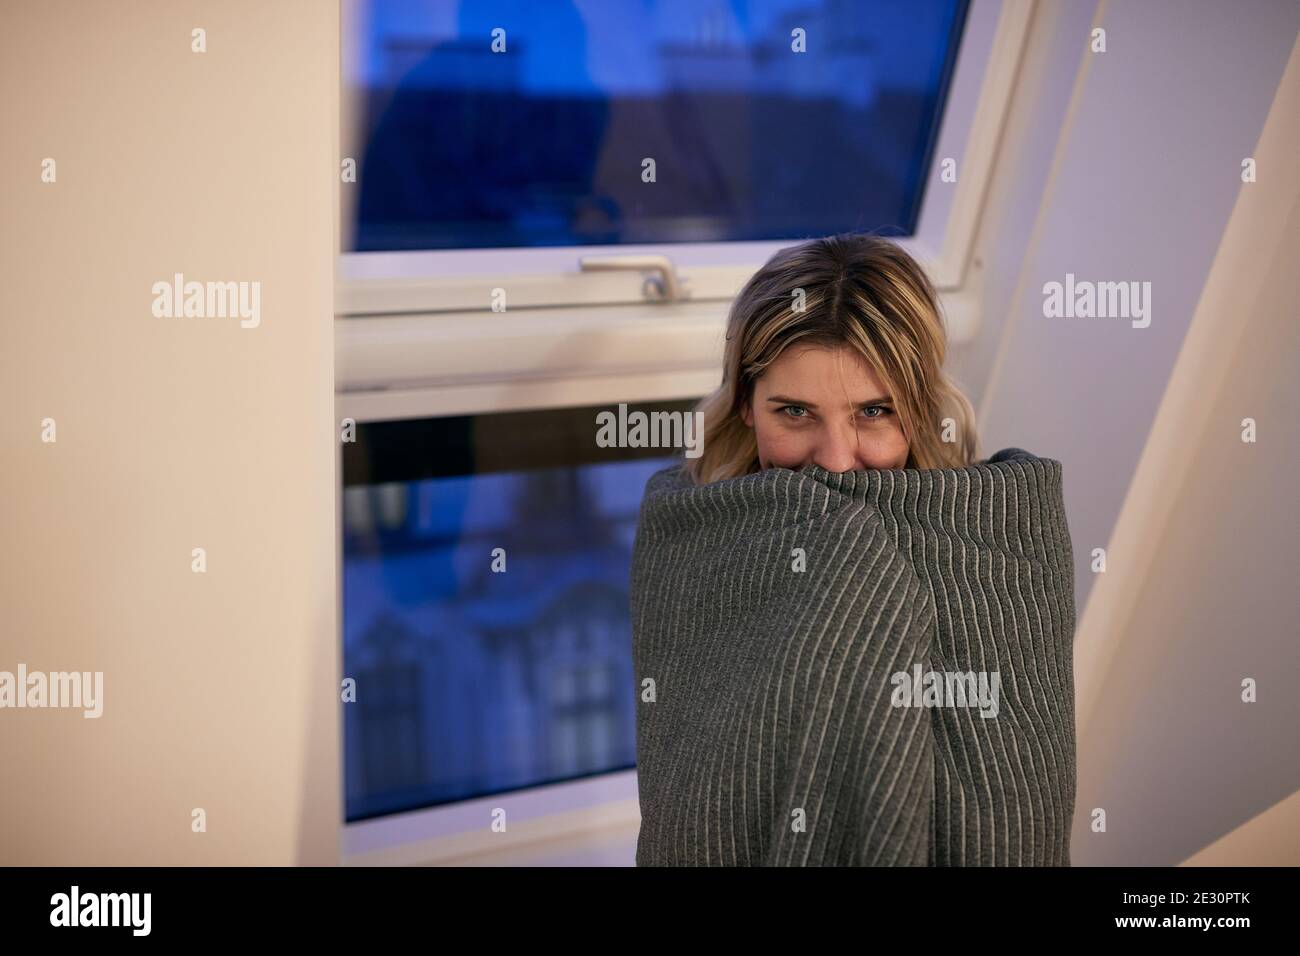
[0,1,340,864]
[953,0,1300,614]
[1072,29,1300,863]
[950,0,1300,864]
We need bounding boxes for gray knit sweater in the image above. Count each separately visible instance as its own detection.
[629,449,1077,866]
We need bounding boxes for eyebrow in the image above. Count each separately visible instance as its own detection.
[766,394,893,409]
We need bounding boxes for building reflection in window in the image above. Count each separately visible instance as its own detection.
[342,404,689,822]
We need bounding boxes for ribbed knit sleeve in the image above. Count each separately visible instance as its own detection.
[807,458,1077,866]
[630,453,1076,866]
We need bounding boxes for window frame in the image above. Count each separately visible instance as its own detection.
[337,0,1037,858]
[338,0,1031,317]
[342,768,641,865]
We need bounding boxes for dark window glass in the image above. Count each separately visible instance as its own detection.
[342,401,694,822]
[348,0,969,251]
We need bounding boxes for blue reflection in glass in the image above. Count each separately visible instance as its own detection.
[343,456,672,822]
[348,0,969,250]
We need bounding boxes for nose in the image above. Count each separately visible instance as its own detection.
[812,420,861,473]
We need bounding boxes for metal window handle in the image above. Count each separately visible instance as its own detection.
[578,254,689,302]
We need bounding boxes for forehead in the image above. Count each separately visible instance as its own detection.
[758,345,888,396]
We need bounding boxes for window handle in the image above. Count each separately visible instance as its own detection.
[578,254,689,303]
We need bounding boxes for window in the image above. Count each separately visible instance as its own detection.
[347,0,969,253]
[336,0,1033,847]
[338,0,1022,317]
[341,402,693,821]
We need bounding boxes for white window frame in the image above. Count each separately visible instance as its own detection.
[342,769,641,866]
[339,0,1028,306]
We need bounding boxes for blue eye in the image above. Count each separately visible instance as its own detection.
[861,405,892,419]
[778,404,809,419]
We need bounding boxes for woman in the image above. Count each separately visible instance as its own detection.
[630,233,1077,866]
[686,231,979,482]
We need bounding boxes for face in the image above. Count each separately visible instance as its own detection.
[740,344,910,473]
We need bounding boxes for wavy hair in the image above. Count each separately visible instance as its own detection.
[684,232,980,484]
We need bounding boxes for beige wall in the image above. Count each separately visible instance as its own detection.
[0,1,340,864]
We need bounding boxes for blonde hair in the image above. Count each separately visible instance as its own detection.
[685,232,980,484]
